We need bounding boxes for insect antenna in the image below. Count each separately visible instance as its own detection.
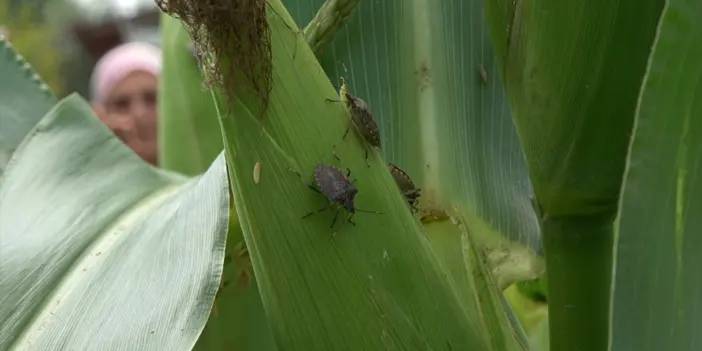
[355,208,383,215]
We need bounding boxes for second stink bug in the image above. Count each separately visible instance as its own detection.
[388,163,421,213]
[326,78,381,165]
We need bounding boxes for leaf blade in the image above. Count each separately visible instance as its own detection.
[0,95,229,350]
[215,1,491,348]
[487,0,665,348]
[159,15,223,175]
[612,0,702,349]
[0,37,56,174]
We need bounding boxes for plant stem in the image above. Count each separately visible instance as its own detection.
[542,213,614,351]
[303,0,361,54]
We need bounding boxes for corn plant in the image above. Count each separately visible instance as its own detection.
[0,0,700,350]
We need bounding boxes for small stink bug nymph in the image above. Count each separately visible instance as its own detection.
[326,78,381,164]
[388,163,421,213]
[302,164,381,229]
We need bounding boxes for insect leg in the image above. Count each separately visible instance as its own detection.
[346,213,356,226]
[330,208,340,228]
[331,145,341,161]
[307,184,322,194]
[302,203,332,219]
[342,125,351,140]
[344,168,358,183]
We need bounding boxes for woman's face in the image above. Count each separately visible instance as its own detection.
[98,71,158,165]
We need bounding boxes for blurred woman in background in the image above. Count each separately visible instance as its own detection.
[90,42,161,165]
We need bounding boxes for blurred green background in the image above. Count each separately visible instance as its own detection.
[1,0,161,98]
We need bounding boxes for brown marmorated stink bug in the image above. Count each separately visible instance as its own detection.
[388,163,421,213]
[326,78,381,165]
[302,164,382,229]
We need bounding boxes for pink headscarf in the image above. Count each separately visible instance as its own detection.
[90,42,162,103]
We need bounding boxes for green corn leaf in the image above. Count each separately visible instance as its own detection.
[503,286,548,351]
[0,93,229,350]
[424,219,530,351]
[208,0,512,348]
[159,11,277,351]
[159,15,223,176]
[194,218,277,351]
[489,0,663,217]
[0,37,55,174]
[612,0,702,349]
[486,0,665,348]
[194,201,277,351]
[285,0,542,260]
[283,0,544,344]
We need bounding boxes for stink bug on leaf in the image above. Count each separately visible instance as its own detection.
[302,164,382,229]
[326,78,381,165]
[388,163,421,213]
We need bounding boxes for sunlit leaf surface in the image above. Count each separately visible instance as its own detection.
[0,95,229,350]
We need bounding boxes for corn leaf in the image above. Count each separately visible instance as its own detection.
[194,214,277,351]
[612,0,702,349]
[159,15,223,176]
[0,93,229,350]
[285,0,541,259]
[424,220,530,351]
[158,12,277,351]
[194,198,276,351]
[0,37,55,174]
[213,0,501,348]
[282,0,543,345]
